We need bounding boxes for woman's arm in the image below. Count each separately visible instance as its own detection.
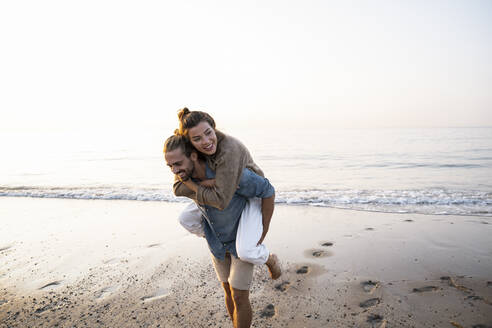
[195,136,249,210]
[199,179,216,188]
[173,175,197,201]
[178,178,216,192]
[195,159,245,210]
[174,177,216,196]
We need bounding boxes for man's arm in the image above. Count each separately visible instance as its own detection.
[258,194,275,245]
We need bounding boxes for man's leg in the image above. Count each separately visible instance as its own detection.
[228,255,254,328]
[211,254,236,323]
[231,288,252,328]
[212,253,254,327]
[221,282,235,322]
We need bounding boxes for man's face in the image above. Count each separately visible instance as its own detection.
[165,148,195,180]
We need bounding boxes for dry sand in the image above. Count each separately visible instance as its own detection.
[1,197,491,327]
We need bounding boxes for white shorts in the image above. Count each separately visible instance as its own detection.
[178,198,269,265]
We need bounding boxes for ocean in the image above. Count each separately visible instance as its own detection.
[1,127,491,217]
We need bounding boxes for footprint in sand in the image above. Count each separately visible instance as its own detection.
[360,298,381,308]
[141,288,170,303]
[412,286,438,293]
[296,266,310,274]
[0,245,12,252]
[304,249,331,258]
[367,314,386,327]
[361,280,380,293]
[466,295,484,301]
[34,304,55,314]
[487,281,492,287]
[103,258,121,265]
[403,219,414,222]
[275,281,291,292]
[260,304,276,318]
[472,325,492,328]
[147,243,161,248]
[365,227,375,231]
[95,286,117,299]
[39,280,62,290]
[442,276,474,293]
[0,300,7,306]
[321,241,334,247]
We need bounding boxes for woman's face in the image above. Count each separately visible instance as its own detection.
[188,121,217,155]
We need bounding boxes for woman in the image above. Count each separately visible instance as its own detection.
[173,107,280,278]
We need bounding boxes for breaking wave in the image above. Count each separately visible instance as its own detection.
[1,185,491,217]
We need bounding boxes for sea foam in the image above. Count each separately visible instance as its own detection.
[1,185,490,217]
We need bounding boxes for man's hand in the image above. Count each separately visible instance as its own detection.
[257,229,268,246]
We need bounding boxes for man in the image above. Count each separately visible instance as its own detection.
[164,134,277,328]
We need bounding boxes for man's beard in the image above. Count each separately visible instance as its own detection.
[178,162,195,180]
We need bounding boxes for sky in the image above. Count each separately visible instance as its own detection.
[1,0,491,132]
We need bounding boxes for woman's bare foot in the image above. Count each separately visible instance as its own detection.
[266,254,281,280]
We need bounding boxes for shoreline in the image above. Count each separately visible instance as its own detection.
[1,193,490,219]
[1,197,491,327]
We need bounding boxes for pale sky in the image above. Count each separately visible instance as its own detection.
[1,0,491,132]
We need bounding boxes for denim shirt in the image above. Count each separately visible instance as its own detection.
[195,165,275,260]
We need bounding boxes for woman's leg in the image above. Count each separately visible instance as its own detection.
[177,202,205,237]
[236,198,269,265]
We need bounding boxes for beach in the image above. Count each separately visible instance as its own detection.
[2,0,492,326]
[1,197,491,327]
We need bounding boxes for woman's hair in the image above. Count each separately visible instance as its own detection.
[163,130,194,157]
[177,107,216,137]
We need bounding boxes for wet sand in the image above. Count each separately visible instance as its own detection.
[1,197,491,327]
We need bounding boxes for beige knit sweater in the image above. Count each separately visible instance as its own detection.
[173,131,264,210]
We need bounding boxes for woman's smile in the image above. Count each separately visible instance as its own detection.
[188,121,218,155]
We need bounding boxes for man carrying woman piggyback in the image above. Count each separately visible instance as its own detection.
[164,108,281,328]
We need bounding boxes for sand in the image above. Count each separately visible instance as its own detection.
[1,197,491,327]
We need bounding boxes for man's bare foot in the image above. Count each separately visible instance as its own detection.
[266,254,281,280]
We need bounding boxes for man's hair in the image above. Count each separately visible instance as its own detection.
[163,132,194,157]
[177,107,216,138]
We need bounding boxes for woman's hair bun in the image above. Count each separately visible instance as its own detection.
[176,107,216,137]
[173,128,180,136]
[177,107,190,121]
